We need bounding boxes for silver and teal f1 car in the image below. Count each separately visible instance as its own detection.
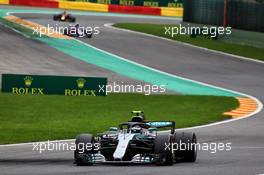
[74,111,197,166]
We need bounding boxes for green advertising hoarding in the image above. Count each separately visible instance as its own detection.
[1,74,107,96]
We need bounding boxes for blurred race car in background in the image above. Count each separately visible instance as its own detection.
[74,111,197,166]
[53,11,76,23]
[63,24,93,38]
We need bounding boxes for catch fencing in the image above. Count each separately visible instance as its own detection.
[183,0,264,32]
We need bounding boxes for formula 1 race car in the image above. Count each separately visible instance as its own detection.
[53,11,76,23]
[74,111,197,166]
[63,24,93,38]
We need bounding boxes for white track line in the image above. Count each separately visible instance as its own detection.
[71,38,263,131]
[104,23,264,64]
[232,146,264,149]
[0,11,263,147]
[0,139,74,148]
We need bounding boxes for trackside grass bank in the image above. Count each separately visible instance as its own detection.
[113,23,264,61]
[0,93,238,144]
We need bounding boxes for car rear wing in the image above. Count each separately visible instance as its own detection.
[145,121,175,134]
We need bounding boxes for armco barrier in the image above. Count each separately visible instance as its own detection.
[161,7,183,17]
[109,4,161,16]
[0,0,9,5]
[10,0,58,8]
[59,1,108,12]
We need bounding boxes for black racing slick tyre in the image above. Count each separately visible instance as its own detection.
[86,33,93,38]
[63,28,68,35]
[65,15,76,23]
[74,134,95,166]
[53,15,59,21]
[154,134,173,166]
[70,17,76,23]
[172,132,197,162]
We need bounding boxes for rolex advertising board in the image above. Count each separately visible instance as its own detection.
[1,74,107,96]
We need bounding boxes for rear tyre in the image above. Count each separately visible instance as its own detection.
[71,17,76,23]
[86,33,93,38]
[63,28,68,35]
[74,134,95,166]
[172,132,197,162]
[154,134,173,166]
[53,15,58,21]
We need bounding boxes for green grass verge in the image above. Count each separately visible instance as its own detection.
[0,93,238,144]
[113,23,264,61]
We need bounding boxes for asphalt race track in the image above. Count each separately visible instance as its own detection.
[0,6,264,175]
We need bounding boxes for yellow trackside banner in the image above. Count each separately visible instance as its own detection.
[59,1,108,12]
[0,0,9,5]
[161,7,183,17]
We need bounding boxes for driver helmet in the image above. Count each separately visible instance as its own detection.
[131,126,142,134]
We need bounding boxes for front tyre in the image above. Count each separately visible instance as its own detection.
[74,134,95,166]
[154,134,173,166]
